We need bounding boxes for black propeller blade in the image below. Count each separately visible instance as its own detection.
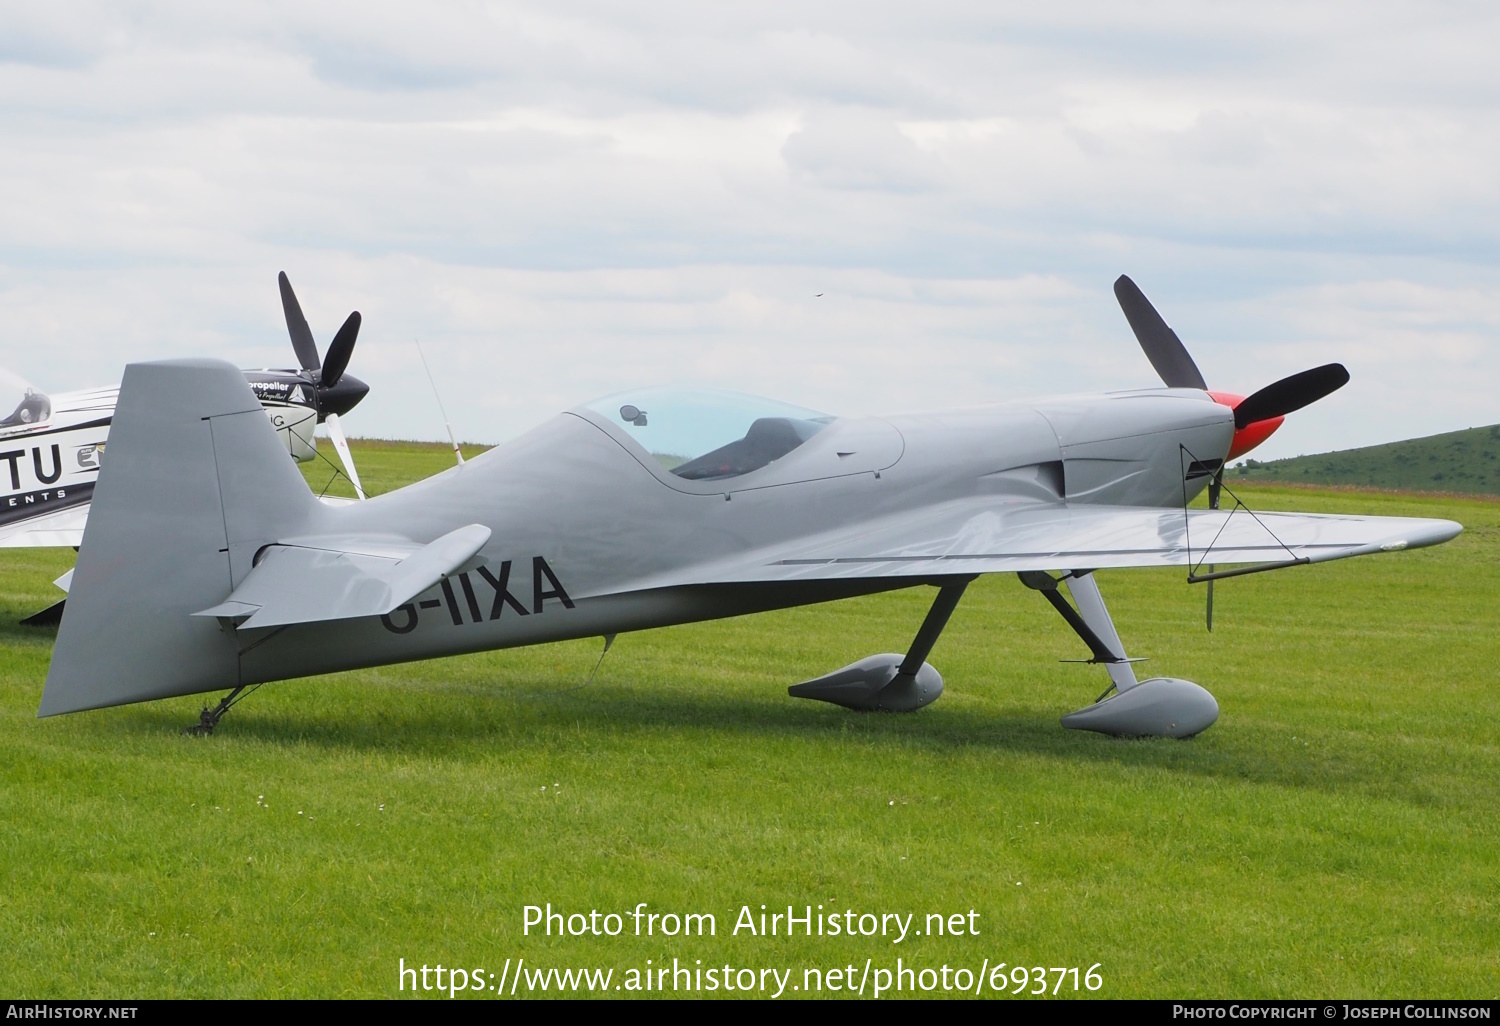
[278,271,322,374]
[1234,363,1349,429]
[1113,275,1207,390]
[320,312,361,389]
[273,272,369,419]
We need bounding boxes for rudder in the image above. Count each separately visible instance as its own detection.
[40,359,319,716]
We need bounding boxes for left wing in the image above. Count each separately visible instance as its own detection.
[645,500,1461,587]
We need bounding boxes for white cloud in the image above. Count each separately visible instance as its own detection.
[783,108,940,191]
[0,0,1496,460]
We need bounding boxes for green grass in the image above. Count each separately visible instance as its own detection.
[1236,422,1500,496]
[300,438,492,499]
[0,443,1495,998]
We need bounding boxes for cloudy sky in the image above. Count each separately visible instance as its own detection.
[1,1,1497,459]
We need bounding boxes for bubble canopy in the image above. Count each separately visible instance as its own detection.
[0,388,50,431]
[578,387,834,481]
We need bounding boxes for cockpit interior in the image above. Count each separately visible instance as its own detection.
[0,389,50,431]
[580,387,833,481]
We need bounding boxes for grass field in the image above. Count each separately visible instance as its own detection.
[0,441,1495,998]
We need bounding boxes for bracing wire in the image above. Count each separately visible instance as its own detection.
[1179,444,1300,578]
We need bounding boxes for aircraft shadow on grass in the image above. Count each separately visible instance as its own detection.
[3,582,1449,804]
[88,672,1419,804]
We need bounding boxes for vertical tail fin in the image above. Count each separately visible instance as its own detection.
[40,359,319,716]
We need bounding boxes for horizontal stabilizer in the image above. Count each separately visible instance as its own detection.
[194,523,491,629]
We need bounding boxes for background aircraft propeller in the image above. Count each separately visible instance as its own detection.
[322,412,364,500]
[320,312,360,390]
[276,271,369,500]
[1114,274,1351,630]
[278,271,321,375]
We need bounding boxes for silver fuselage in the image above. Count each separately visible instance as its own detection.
[235,389,1232,686]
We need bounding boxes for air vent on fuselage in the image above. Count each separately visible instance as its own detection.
[976,460,1065,502]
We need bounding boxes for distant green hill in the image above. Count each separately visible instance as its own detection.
[1233,423,1500,495]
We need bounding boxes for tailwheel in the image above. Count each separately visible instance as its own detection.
[183,685,255,736]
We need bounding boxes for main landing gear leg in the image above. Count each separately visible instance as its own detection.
[1019,570,1219,739]
[184,685,248,736]
[1018,570,1140,699]
[789,577,974,712]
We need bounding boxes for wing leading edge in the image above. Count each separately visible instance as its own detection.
[651,501,1462,587]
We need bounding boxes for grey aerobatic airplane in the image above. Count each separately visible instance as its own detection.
[39,277,1461,738]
